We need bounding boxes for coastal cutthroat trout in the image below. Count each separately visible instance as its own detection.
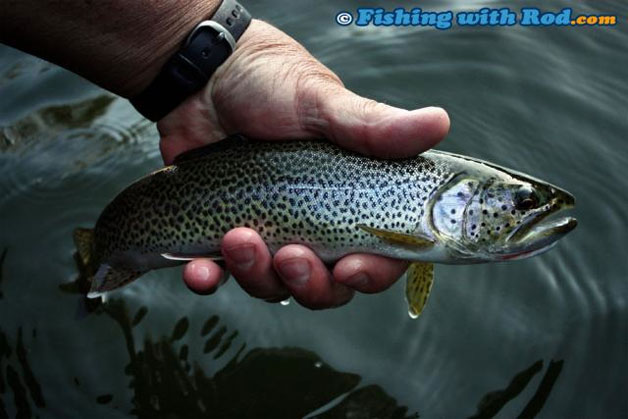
[74,135,577,317]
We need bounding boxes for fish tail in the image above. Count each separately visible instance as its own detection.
[87,264,143,299]
[73,228,144,299]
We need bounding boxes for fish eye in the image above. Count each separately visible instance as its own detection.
[514,187,538,210]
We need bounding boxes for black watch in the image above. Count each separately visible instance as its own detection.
[130,0,251,121]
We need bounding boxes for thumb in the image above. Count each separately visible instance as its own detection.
[316,88,450,158]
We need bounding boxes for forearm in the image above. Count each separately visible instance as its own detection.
[0,0,220,97]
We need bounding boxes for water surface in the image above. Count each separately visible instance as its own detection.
[0,0,626,417]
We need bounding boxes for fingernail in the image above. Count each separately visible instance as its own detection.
[224,244,256,270]
[193,263,210,282]
[346,272,369,288]
[278,258,310,286]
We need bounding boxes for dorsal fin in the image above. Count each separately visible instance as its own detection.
[173,134,249,164]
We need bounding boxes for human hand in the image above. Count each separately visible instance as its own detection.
[157,20,450,309]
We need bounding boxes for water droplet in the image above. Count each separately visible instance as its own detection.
[280,298,290,306]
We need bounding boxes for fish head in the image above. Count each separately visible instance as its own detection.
[430,166,576,261]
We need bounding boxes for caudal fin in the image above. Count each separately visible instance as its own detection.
[87,264,144,299]
[73,228,144,299]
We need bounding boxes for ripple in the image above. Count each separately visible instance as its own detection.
[1,4,627,417]
[0,101,157,207]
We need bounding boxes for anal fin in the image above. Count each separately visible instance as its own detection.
[405,262,435,319]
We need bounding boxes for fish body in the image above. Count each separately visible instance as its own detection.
[75,135,576,315]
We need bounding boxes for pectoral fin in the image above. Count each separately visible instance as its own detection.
[405,262,435,319]
[357,225,434,248]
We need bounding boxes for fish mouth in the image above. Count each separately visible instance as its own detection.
[504,189,577,257]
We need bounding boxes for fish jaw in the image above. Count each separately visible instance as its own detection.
[500,215,577,261]
[496,184,577,260]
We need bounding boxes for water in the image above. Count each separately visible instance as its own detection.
[0,0,626,417]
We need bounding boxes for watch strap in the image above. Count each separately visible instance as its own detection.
[130,0,251,121]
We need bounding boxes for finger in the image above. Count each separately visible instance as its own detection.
[273,245,354,309]
[182,259,225,295]
[221,227,289,301]
[332,254,408,294]
[316,87,450,159]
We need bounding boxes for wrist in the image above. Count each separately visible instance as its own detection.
[0,0,226,98]
[120,1,221,97]
[130,0,253,120]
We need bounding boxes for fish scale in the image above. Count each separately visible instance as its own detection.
[95,137,449,263]
[75,135,576,316]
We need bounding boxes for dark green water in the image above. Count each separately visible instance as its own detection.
[0,0,626,417]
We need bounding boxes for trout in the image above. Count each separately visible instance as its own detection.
[74,135,577,317]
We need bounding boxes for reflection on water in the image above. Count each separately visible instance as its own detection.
[0,95,116,152]
[0,0,626,417]
[105,302,364,418]
[0,93,155,211]
[313,385,414,419]
[0,250,565,418]
[58,257,410,417]
[0,248,6,299]
[469,360,563,419]
[1,248,46,419]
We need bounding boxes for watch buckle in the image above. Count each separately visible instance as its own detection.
[186,20,237,52]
